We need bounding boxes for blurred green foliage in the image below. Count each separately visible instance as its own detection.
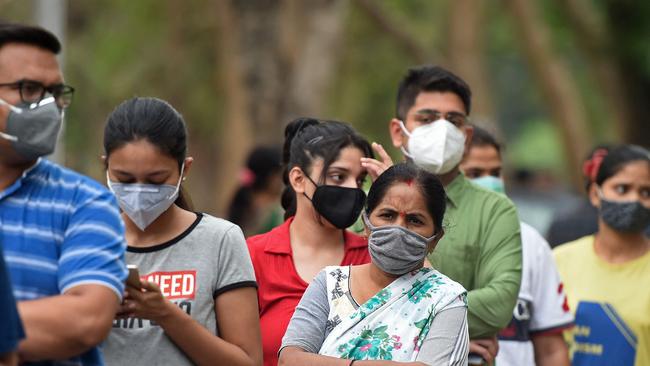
[2,0,647,213]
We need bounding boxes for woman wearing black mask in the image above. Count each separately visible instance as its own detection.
[553,144,650,366]
[247,118,374,366]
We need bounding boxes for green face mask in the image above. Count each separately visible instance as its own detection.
[471,175,506,194]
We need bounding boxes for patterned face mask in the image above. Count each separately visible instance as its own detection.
[598,189,650,233]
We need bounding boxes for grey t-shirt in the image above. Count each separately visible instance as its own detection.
[281,270,469,366]
[102,213,257,366]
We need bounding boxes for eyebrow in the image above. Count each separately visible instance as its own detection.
[327,166,350,173]
[414,109,439,115]
[113,169,170,177]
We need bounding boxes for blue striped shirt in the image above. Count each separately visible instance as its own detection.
[0,159,127,366]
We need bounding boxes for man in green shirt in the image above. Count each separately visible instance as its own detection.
[362,65,522,362]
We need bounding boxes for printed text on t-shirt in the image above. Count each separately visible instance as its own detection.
[143,270,196,300]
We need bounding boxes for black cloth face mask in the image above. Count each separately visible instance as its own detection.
[303,174,366,229]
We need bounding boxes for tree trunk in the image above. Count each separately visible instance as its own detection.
[558,0,629,142]
[505,0,592,190]
[213,0,348,215]
[213,0,254,216]
[281,0,348,123]
[446,0,498,133]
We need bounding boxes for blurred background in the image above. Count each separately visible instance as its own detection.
[2,0,648,236]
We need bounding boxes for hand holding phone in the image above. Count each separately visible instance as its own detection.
[126,264,142,288]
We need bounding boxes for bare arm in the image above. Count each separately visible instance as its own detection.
[17,285,119,361]
[532,334,570,366]
[126,281,262,366]
[279,347,427,366]
[0,352,18,366]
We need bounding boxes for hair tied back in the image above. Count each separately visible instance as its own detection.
[582,148,608,184]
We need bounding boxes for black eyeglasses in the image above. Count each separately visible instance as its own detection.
[0,79,75,108]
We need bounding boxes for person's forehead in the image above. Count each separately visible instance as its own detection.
[0,43,62,84]
[409,91,466,115]
[378,183,429,212]
[468,145,500,161]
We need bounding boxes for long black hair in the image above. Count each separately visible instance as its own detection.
[366,163,447,236]
[103,97,193,210]
[281,117,373,219]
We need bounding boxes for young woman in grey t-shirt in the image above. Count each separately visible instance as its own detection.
[101,97,262,366]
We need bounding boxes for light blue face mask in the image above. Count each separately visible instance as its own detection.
[471,175,506,194]
[107,164,185,231]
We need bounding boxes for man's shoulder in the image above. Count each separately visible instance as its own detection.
[34,159,110,197]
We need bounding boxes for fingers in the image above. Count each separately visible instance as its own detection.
[361,158,387,181]
[140,280,162,293]
[372,142,393,166]
[361,142,394,181]
[469,340,494,364]
[474,337,498,357]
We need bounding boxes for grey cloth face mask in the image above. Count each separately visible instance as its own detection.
[107,164,184,231]
[363,213,437,276]
[0,96,63,160]
[599,189,650,233]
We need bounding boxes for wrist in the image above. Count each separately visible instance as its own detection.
[151,299,178,325]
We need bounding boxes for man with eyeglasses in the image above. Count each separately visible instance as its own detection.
[0,23,126,365]
[362,65,522,365]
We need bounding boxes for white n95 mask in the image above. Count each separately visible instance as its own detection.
[400,119,466,175]
[107,164,185,231]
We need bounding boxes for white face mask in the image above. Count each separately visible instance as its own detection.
[400,119,466,175]
[106,163,185,231]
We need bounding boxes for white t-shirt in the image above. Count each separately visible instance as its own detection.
[496,222,574,366]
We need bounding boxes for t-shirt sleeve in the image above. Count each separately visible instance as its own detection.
[280,270,330,355]
[0,250,24,354]
[416,297,469,366]
[58,188,127,299]
[467,199,522,338]
[214,224,257,297]
[528,232,574,334]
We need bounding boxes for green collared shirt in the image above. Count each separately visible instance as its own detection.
[428,173,522,338]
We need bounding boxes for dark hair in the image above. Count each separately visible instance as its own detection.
[581,144,612,192]
[103,97,193,210]
[281,117,373,219]
[469,125,501,156]
[0,22,60,54]
[396,65,472,120]
[366,163,446,235]
[595,144,650,187]
[228,146,282,227]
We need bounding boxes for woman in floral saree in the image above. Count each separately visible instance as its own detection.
[279,163,468,366]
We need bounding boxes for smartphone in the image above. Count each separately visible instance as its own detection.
[126,264,142,288]
[468,353,486,365]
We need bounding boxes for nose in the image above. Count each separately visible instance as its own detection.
[342,176,359,189]
[394,213,407,228]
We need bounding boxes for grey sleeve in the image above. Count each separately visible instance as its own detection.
[280,271,330,355]
[415,304,469,366]
[214,224,257,297]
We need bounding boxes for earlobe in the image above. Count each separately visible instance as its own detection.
[389,118,405,149]
[288,167,306,194]
[182,157,194,180]
[588,184,600,208]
